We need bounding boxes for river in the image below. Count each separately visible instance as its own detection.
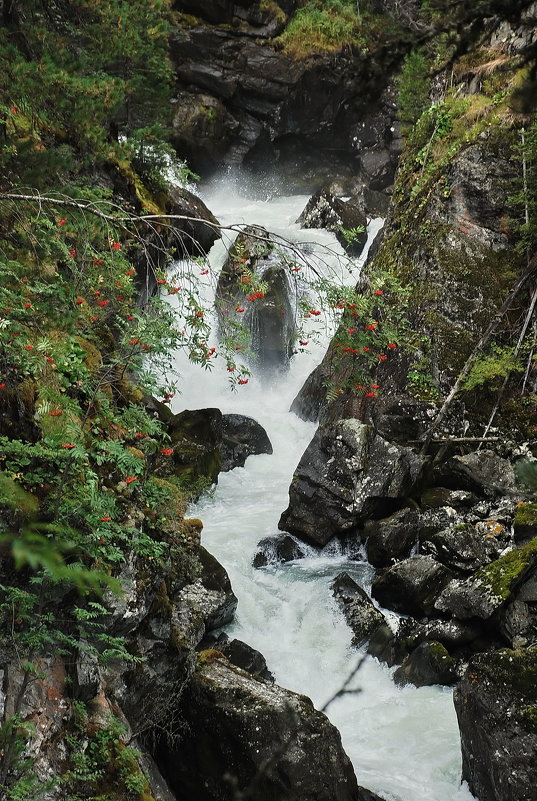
[168,175,476,801]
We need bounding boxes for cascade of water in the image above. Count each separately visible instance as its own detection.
[169,177,476,801]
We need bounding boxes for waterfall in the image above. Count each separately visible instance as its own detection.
[168,176,476,801]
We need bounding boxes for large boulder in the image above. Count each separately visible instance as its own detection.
[163,657,361,801]
[371,555,454,617]
[220,413,273,471]
[279,419,424,546]
[166,184,221,257]
[331,572,385,646]
[164,407,223,488]
[297,189,368,255]
[171,91,239,172]
[454,648,537,801]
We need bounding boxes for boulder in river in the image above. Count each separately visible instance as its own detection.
[297,189,368,256]
[220,412,273,471]
[454,647,537,801]
[216,225,300,372]
[253,533,311,568]
[165,657,360,801]
[279,419,425,546]
[331,572,385,647]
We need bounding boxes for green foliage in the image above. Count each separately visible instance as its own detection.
[339,224,366,245]
[0,0,173,188]
[510,116,537,256]
[462,345,524,391]
[277,0,364,57]
[63,709,151,800]
[397,49,431,133]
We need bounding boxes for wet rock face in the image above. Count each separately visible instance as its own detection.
[165,658,360,801]
[169,15,398,182]
[454,648,537,801]
[331,572,385,647]
[279,419,424,546]
[297,189,368,255]
[220,413,273,471]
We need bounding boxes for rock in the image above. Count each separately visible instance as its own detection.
[279,419,425,546]
[195,545,238,631]
[393,641,458,687]
[166,184,221,257]
[220,413,273,471]
[359,148,395,190]
[371,555,454,617]
[358,788,389,801]
[421,521,504,573]
[368,615,486,669]
[370,394,433,443]
[216,225,301,372]
[454,648,537,801]
[297,189,367,255]
[165,407,223,489]
[420,487,479,510]
[74,644,102,702]
[205,632,274,681]
[171,91,239,173]
[170,21,397,179]
[410,618,485,652]
[331,572,385,647]
[253,533,311,568]
[363,507,419,568]
[435,538,537,620]
[433,450,517,497]
[367,620,413,667]
[164,658,360,801]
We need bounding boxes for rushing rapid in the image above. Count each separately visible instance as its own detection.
[169,176,476,801]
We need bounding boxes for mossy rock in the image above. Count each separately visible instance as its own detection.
[514,502,537,545]
[475,537,537,604]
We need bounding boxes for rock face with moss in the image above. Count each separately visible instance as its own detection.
[454,648,537,801]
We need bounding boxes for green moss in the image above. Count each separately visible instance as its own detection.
[475,537,537,601]
[514,502,537,528]
[260,0,286,24]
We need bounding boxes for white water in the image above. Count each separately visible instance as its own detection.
[169,178,476,801]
